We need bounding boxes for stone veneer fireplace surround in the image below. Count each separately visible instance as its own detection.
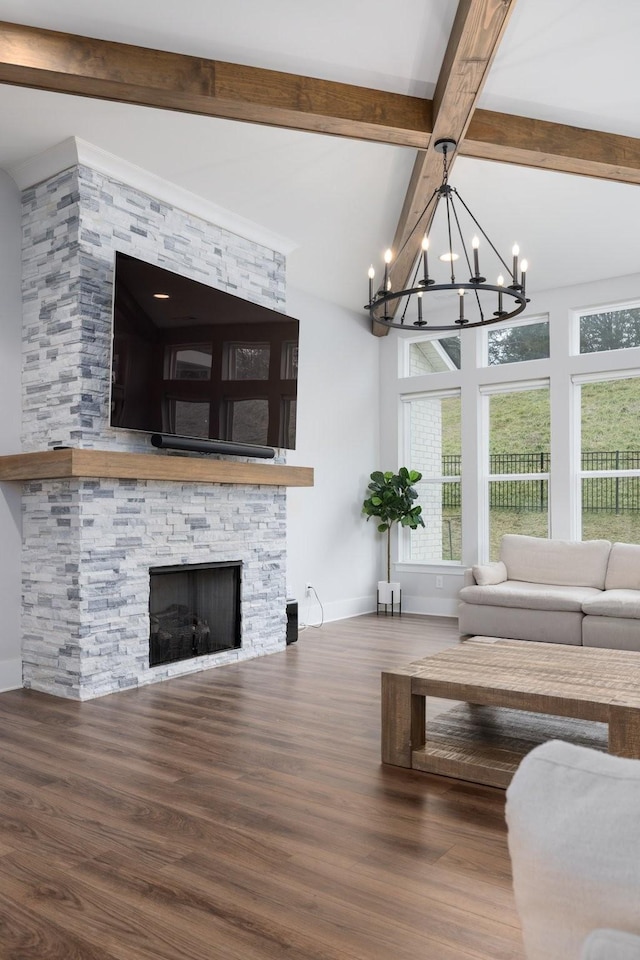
[12,139,311,701]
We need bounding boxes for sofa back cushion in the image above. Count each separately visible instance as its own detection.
[499,534,611,588]
[605,542,640,590]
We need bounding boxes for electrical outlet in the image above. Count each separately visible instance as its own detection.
[436,576,443,589]
[305,582,313,596]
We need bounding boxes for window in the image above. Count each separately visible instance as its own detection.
[280,398,297,449]
[484,384,550,560]
[281,342,298,380]
[404,335,460,376]
[578,304,640,355]
[486,316,549,366]
[578,374,640,543]
[224,343,270,380]
[165,399,210,438]
[403,391,461,562]
[394,293,640,569]
[224,398,269,445]
[165,345,212,380]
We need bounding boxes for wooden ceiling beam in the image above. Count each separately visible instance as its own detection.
[2,20,640,184]
[374,0,517,335]
[0,21,431,148]
[464,108,640,185]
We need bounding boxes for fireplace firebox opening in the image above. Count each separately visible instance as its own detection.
[149,561,241,667]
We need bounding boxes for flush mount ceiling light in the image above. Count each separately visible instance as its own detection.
[365,138,530,332]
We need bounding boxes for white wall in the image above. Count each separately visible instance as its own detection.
[286,288,382,623]
[0,170,23,690]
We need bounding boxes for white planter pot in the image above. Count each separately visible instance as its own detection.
[377,580,401,604]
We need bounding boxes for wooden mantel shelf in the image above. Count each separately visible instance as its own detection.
[0,449,314,487]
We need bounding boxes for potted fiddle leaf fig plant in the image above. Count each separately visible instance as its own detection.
[362,467,424,603]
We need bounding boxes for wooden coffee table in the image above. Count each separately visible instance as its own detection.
[381,638,640,788]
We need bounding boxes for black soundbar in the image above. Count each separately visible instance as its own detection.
[150,434,275,459]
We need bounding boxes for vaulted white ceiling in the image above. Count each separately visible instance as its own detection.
[1,0,639,314]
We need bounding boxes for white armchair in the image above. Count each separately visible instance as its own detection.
[506,740,640,960]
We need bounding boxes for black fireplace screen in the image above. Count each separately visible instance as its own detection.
[149,561,241,667]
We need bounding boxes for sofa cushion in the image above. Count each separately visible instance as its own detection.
[582,589,640,620]
[458,602,584,645]
[583,616,640,651]
[472,560,507,586]
[459,580,602,613]
[500,534,611,588]
[606,543,640,590]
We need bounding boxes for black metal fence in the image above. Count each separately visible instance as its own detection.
[583,451,640,470]
[440,451,640,512]
[582,477,640,513]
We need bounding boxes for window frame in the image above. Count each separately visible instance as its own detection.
[572,368,640,540]
[400,332,461,379]
[389,289,640,574]
[482,312,550,367]
[399,387,462,567]
[479,379,550,562]
[571,298,640,357]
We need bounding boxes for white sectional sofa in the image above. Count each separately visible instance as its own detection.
[458,534,640,650]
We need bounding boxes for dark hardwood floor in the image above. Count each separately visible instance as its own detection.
[0,614,525,959]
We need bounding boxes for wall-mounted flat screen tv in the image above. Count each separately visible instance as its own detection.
[109,252,298,450]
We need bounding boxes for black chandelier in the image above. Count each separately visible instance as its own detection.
[365,138,529,332]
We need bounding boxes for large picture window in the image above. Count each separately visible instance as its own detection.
[403,390,461,563]
[483,383,550,560]
[577,374,640,543]
[394,292,640,573]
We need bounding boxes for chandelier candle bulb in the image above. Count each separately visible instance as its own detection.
[520,259,528,297]
[368,265,375,303]
[421,235,430,285]
[512,244,520,285]
[472,236,480,278]
[458,288,464,322]
[497,274,504,314]
[383,248,392,292]
[417,291,423,323]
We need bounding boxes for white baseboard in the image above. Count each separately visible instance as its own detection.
[299,594,376,627]
[402,595,458,618]
[298,594,457,626]
[0,658,22,692]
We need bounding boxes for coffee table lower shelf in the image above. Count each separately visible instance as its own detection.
[412,702,608,789]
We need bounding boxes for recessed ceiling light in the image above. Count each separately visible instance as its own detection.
[439,251,459,262]
[153,292,170,300]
